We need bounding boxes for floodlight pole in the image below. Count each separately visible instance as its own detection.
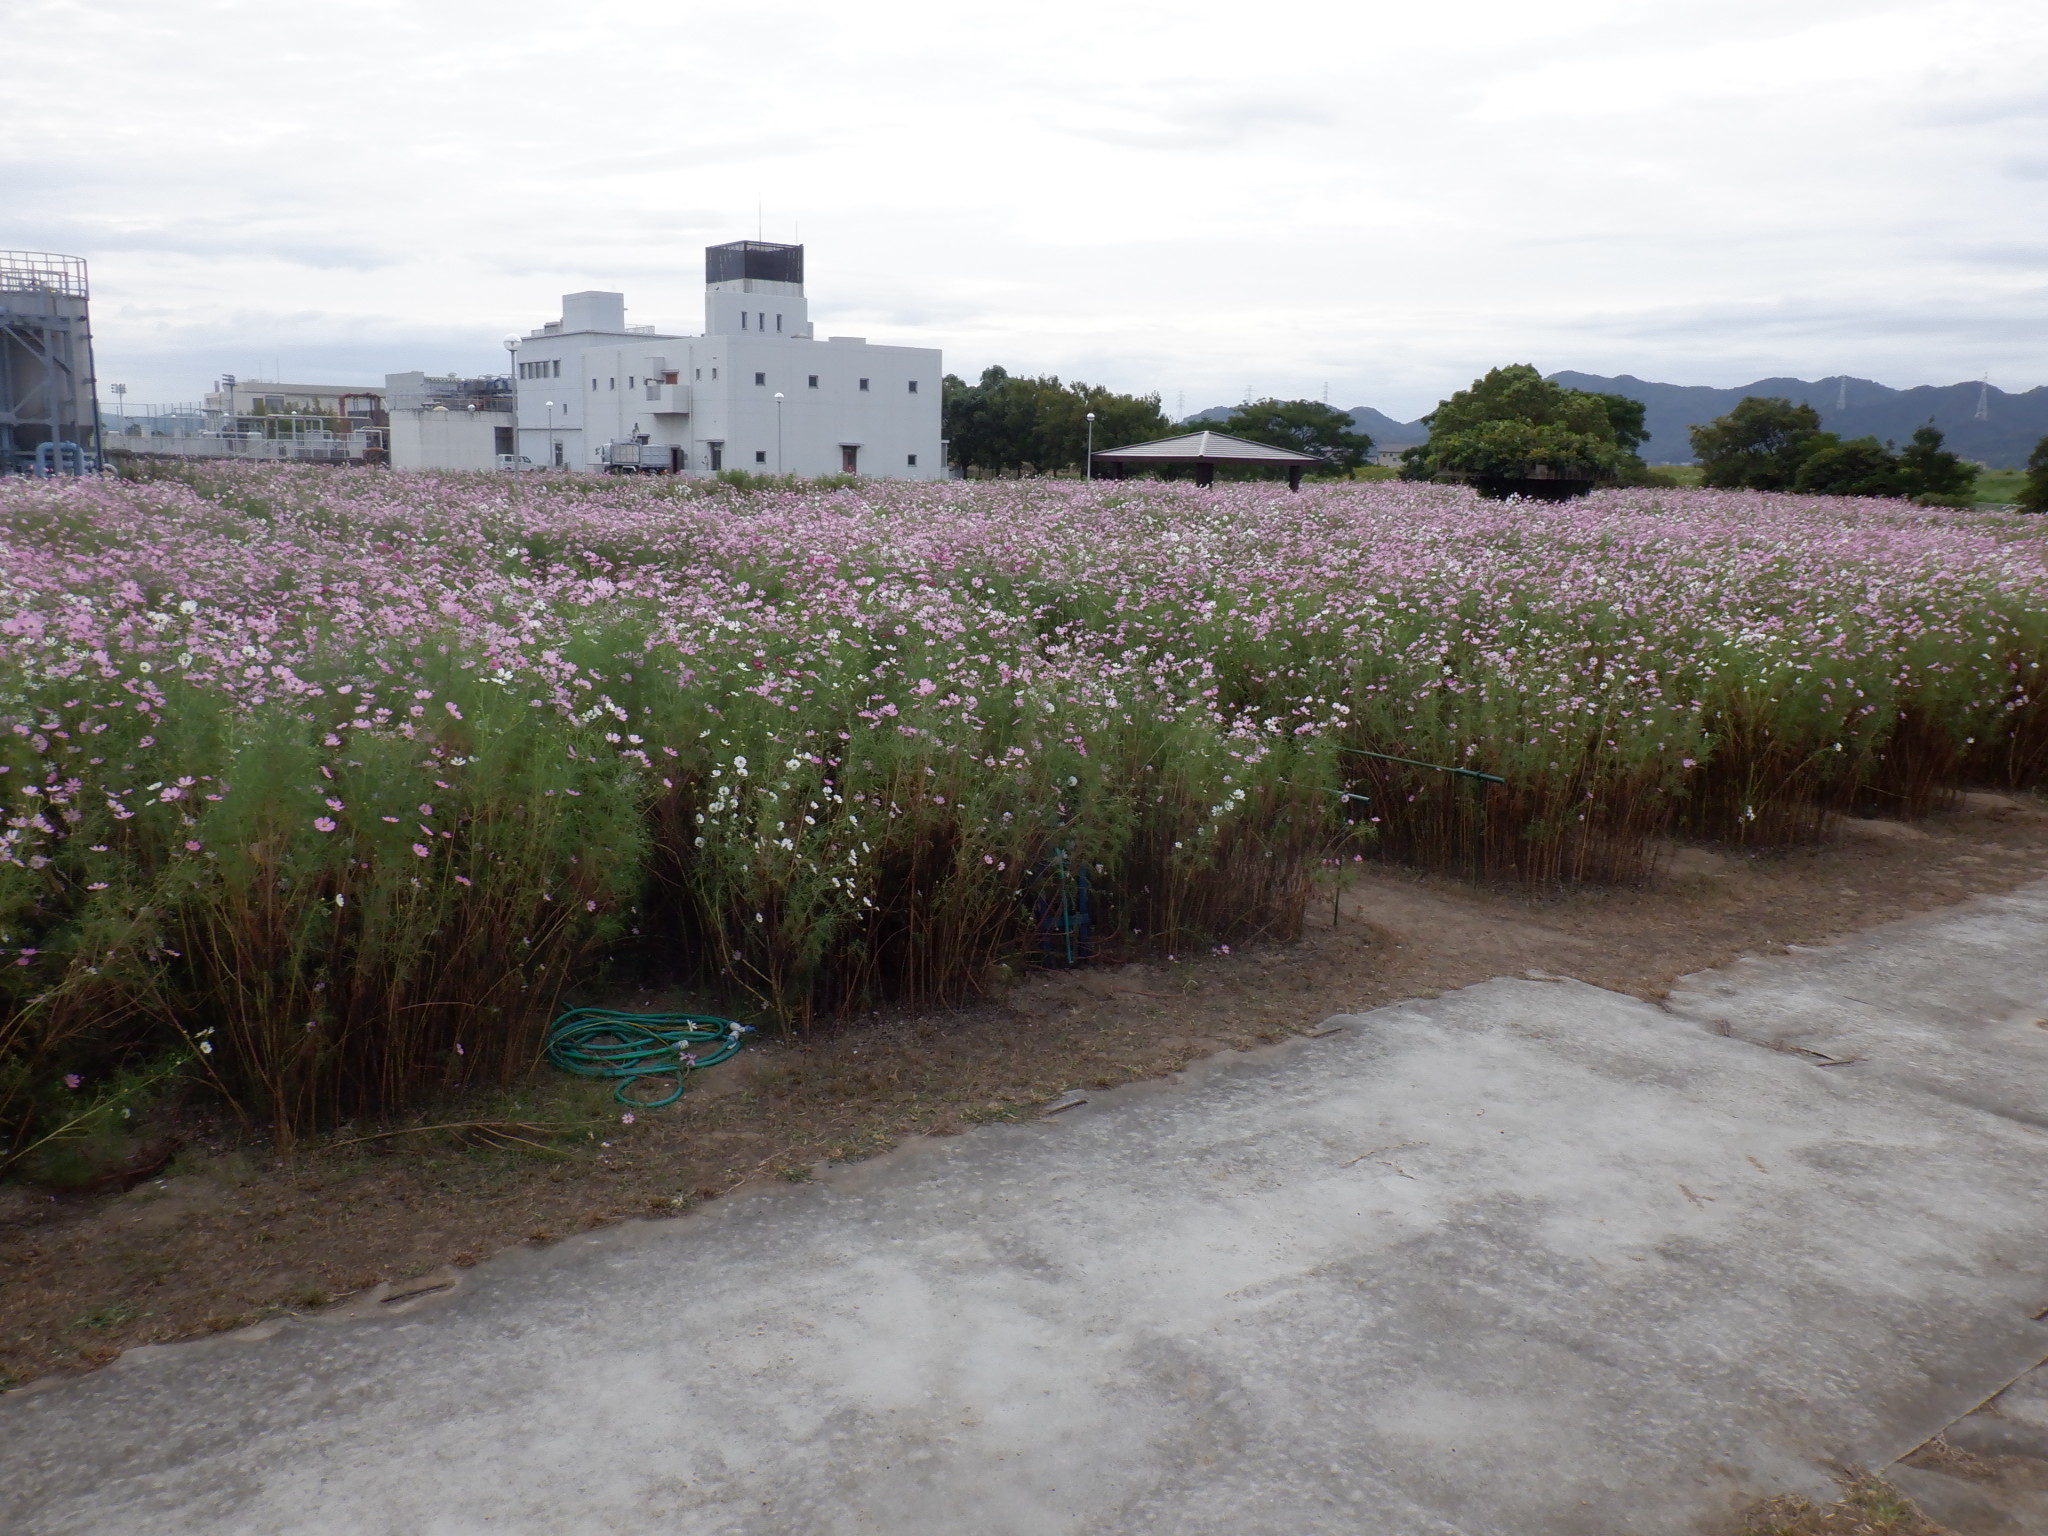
[1085,411,1096,480]
[503,335,521,472]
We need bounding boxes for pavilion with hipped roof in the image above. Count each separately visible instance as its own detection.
[1090,429,1326,490]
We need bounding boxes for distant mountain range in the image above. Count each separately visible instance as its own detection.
[1188,376,2048,468]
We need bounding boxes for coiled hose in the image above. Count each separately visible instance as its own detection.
[543,1008,752,1108]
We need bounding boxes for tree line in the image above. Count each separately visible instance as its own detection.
[1687,396,1986,504]
[941,369,1373,477]
[943,359,2048,509]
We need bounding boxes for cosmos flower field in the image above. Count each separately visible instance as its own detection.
[3,465,2044,1142]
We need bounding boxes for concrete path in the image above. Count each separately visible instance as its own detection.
[5,885,2047,1536]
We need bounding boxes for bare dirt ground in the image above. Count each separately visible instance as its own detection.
[4,790,2046,1397]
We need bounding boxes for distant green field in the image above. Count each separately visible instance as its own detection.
[1642,463,2027,505]
[1973,467,2027,505]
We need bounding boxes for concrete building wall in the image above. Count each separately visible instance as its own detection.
[388,408,511,471]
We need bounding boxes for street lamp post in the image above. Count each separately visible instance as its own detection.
[773,392,785,475]
[503,336,521,472]
[545,401,555,469]
[1084,411,1096,480]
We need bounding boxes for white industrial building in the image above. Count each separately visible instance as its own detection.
[508,240,942,479]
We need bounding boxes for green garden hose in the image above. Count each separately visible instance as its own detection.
[543,1008,752,1108]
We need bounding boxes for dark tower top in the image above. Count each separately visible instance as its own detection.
[704,241,804,287]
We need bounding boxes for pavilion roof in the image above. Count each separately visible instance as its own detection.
[1091,430,1325,465]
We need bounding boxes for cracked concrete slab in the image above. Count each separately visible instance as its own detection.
[4,884,2047,1535]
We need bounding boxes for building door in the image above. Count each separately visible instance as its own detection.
[708,441,723,472]
[840,444,859,474]
[494,426,514,455]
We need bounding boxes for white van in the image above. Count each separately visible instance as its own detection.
[495,454,536,471]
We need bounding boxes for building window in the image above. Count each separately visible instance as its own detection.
[755,372,766,386]
[759,312,766,330]
[907,453,917,466]
[858,378,870,391]
[711,368,718,380]
[695,368,701,380]
[609,378,615,390]
[592,379,597,390]
[741,312,749,329]
[908,380,919,393]
[808,375,819,388]
[553,359,561,377]
[841,444,859,474]
[755,449,767,464]
[775,314,783,332]
[495,425,515,454]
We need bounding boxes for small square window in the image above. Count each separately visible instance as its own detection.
[858,378,870,392]
[755,372,766,386]
[907,454,917,466]
[908,380,919,393]
[755,450,767,464]
[808,375,819,388]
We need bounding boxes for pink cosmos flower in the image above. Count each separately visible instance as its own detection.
[185,839,203,852]
[314,816,336,832]
[412,842,431,857]
[64,1074,81,1089]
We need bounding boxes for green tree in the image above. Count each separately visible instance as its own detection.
[1896,424,1978,504]
[1211,398,1372,472]
[1044,382,1170,474]
[1588,392,1649,456]
[1402,365,1625,485]
[1689,397,1833,490]
[942,368,1167,476]
[2018,436,2048,514]
[1793,437,1903,498]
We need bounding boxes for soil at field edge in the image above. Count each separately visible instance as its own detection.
[3,791,2047,1392]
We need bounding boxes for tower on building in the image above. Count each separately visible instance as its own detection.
[704,241,811,340]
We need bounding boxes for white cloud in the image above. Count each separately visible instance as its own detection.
[7,0,2044,416]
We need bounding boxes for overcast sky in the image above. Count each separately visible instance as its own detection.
[7,0,2044,418]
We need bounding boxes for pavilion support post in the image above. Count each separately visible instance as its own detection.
[1195,462,1215,488]
[1288,466,1303,492]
